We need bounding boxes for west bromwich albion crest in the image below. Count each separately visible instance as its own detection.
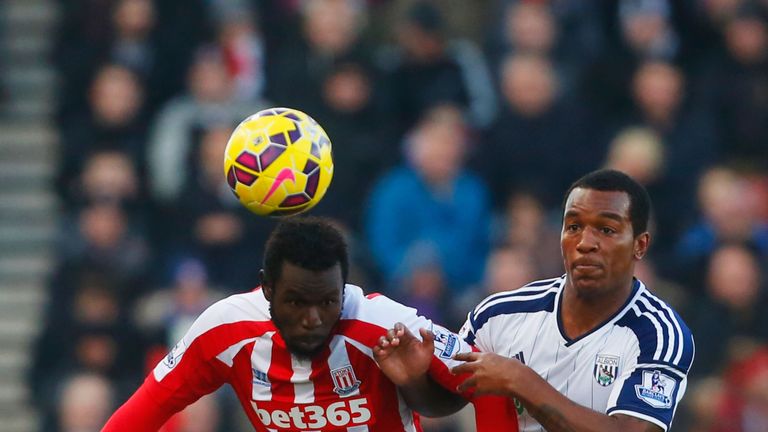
[331,365,361,396]
[594,354,620,387]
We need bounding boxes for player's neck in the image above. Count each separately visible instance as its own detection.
[560,277,634,340]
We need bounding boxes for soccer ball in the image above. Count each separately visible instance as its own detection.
[224,108,334,216]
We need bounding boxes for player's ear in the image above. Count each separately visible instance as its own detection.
[633,232,650,260]
[260,269,273,301]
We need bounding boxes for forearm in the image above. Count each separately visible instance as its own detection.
[512,368,658,432]
[398,374,468,417]
[102,383,178,431]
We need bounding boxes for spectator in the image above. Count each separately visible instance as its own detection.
[265,0,371,110]
[491,191,562,277]
[379,1,496,132]
[705,6,768,169]
[365,104,491,293]
[148,47,265,203]
[477,53,599,208]
[215,3,267,102]
[686,244,768,377]
[57,64,148,200]
[57,373,115,432]
[169,125,271,290]
[675,166,768,278]
[309,60,395,228]
[625,61,720,250]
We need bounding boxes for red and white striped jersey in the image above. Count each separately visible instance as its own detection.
[143,284,472,431]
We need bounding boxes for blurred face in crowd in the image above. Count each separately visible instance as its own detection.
[323,64,371,113]
[504,192,546,246]
[485,247,536,294]
[506,3,556,54]
[263,262,344,358]
[698,167,756,240]
[81,151,138,203]
[561,189,648,298]
[188,52,233,103]
[703,0,744,24]
[304,0,361,55]
[177,394,221,432]
[622,10,668,54]
[59,374,113,432]
[707,245,760,310]
[408,105,466,187]
[90,65,143,126]
[605,128,664,185]
[501,54,556,118]
[632,62,683,125]
[113,0,155,39]
[79,204,127,250]
[725,16,768,64]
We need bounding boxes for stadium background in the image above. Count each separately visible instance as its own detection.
[0,0,767,431]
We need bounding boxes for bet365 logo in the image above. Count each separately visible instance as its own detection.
[251,397,372,430]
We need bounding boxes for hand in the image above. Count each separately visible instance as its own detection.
[373,323,435,387]
[451,352,522,396]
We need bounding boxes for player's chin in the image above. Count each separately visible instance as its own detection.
[288,339,326,358]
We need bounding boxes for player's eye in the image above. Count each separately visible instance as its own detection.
[565,224,580,233]
[601,226,616,235]
[322,299,338,306]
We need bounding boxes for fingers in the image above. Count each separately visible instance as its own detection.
[453,352,479,362]
[456,376,477,394]
[451,362,473,375]
[418,327,435,349]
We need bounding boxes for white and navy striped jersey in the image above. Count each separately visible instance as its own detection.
[459,276,695,432]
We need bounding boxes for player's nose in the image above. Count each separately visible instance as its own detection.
[302,307,323,329]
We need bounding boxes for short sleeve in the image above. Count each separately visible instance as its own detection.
[356,292,474,394]
[606,326,695,431]
[147,297,274,407]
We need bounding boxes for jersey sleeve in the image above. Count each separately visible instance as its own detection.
[105,297,265,430]
[357,292,474,395]
[458,305,492,353]
[606,323,695,431]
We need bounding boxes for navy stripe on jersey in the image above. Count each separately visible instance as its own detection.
[616,288,694,374]
[472,276,563,314]
[640,292,694,370]
[466,289,557,345]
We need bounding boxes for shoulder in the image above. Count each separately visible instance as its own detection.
[615,283,695,373]
[467,276,563,335]
[340,284,420,328]
[181,289,275,357]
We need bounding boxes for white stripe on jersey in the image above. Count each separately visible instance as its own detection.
[217,337,260,366]
[396,391,417,432]
[637,296,676,362]
[291,354,315,403]
[343,336,374,360]
[183,291,269,347]
[251,331,275,401]
[327,335,362,398]
[642,291,686,364]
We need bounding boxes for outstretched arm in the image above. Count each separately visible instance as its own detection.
[452,352,662,432]
[374,323,469,417]
[102,381,180,431]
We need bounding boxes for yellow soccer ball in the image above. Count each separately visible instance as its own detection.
[224,108,334,216]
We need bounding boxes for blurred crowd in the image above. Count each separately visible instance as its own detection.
[29,0,768,431]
